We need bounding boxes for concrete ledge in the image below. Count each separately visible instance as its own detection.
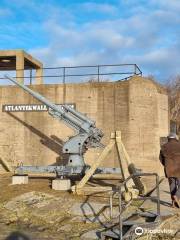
[12,175,29,185]
[52,179,71,191]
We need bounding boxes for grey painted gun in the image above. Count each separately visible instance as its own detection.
[5,75,111,176]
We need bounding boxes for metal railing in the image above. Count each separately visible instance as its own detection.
[0,64,142,84]
[103,173,160,240]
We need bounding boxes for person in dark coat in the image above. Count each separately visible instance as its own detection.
[160,133,180,208]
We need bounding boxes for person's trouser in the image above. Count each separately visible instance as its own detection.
[168,177,180,199]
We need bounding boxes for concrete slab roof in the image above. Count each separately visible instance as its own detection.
[0,49,43,70]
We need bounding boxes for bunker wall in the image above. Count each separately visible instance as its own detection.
[0,76,169,175]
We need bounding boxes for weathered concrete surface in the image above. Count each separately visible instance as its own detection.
[0,76,169,175]
[0,49,43,84]
[12,175,29,185]
[52,179,71,191]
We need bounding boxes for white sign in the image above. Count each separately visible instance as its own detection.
[2,104,75,112]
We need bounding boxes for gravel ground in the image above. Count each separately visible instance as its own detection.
[0,173,116,240]
[0,173,179,240]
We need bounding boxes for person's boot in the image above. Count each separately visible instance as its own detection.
[173,196,180,208]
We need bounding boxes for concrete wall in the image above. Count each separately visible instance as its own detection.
[0,76,169,175]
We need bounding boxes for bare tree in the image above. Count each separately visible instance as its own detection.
[166,76,180,135]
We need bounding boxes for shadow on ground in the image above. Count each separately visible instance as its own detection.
[5,231,30,240]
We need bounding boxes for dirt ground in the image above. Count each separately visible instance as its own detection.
[0,173,116,240]
[0,173,179,240]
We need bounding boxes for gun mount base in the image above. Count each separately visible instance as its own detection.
[15,165,121,178]
[67,154,85,167]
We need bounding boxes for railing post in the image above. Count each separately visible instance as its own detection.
[109,193,113,219]
[156,174,160,217]
[63,67,65,84]
[134,64,137,75]
[119,186,122,240]
[97,65,100,82]
[63,67,66,104]
[30,69,32,85]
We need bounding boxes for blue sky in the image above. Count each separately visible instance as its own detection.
[0,0,179,82]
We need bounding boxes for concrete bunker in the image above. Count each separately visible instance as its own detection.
[0,50,169,176]
[0,49,43,84]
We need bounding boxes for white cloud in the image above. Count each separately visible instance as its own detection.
[26,0,180,81]
[122,42,180,79]
[151,0,180,11]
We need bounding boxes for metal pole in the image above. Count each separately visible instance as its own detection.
[110,193,113,219]
[63,67,65,84]
[156,175,160,217]
[63,67,66,104]
[134,64,137,75]
[97,65,100,82]
[119,186,122,240]
[30,69,32,85]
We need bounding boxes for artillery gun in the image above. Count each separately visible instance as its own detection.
[5,75,120,177]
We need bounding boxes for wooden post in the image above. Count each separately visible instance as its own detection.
[73,130,144,195]
[115,131,129,176]
[115,131,134,188]
[74,132,115,192]
[116,131,146,194]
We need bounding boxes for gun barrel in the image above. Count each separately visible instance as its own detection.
[5,75,88,132]
[63,105,95,126]
[5,75,63,114]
